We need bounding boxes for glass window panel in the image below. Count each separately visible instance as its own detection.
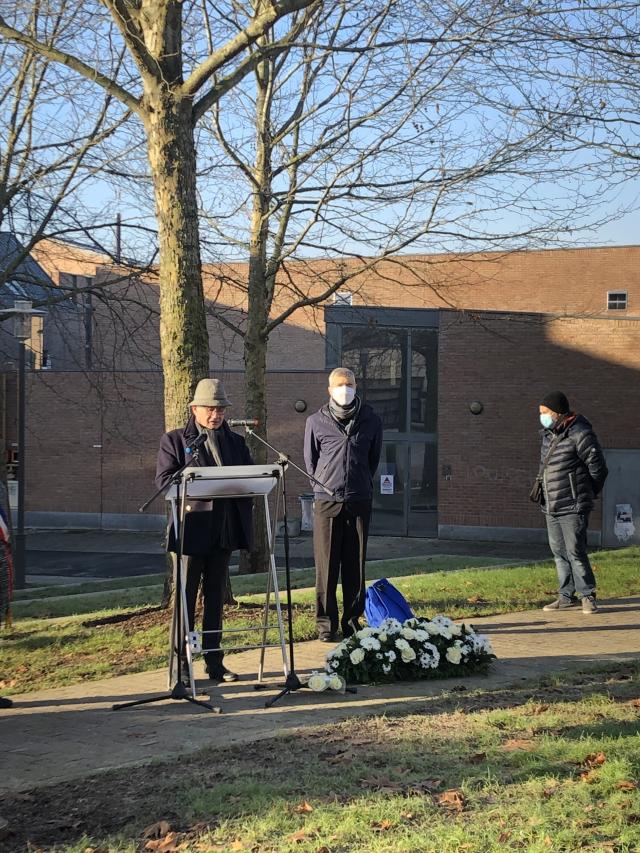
[410,329,438,434]
[341,327,407,432]
[409,442,438,536]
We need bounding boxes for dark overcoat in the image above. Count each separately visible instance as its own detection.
[303,402,383,502]
[156,415,253,555]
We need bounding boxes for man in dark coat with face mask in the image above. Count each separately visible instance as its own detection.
[537,391,608,615]
[304,367,383,642]
[156,378,253,682]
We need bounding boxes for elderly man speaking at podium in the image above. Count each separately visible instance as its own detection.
[156,378,253,683]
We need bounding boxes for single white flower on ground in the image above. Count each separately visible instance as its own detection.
[329,674,346,692]
[307,672,329,691]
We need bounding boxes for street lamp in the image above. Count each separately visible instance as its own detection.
[1,299,45,589]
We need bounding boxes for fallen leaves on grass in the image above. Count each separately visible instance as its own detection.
[142,821,172,839]
[466,595,488,605]
[144,833,184,852]
[434,789,466,812]
[616,780,638,791]
[287,829,312,844]
[470,752,486,763]
[502,738,536,751]
[360,774,405,793]
[581,752,606,768]
[371,819,394,831]
[293,801,313,814]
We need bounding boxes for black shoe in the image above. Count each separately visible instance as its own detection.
[319,631,337,643]
[342,620,362,639]
[206,664,238,683]
[0,697,13,709]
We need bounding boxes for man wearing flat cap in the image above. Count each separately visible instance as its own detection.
[156,378,253,682]
[536,391,608,615]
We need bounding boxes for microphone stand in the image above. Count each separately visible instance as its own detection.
[238,424,342,708]
[113,440,220,713]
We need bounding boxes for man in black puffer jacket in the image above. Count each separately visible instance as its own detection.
[304,367,383,642]
[538,391,608,614]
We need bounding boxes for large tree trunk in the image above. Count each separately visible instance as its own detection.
[237,49,274,575]
[145,89,210,431]
[144,89,210,602]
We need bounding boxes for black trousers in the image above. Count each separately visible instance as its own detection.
[313,500,371,636]
[182,548,232,667]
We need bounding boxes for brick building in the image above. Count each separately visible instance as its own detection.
[3,238,640,544]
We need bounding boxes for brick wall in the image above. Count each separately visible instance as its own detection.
[23,370,329,519]
[438,311,640,532]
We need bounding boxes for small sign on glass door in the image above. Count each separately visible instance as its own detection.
[380,474,394,495]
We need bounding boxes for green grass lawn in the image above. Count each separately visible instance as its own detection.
[4,663,640,852]
[2,546,639,695]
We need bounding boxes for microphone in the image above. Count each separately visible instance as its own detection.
[185,433,208,454]
[228,419,260,428]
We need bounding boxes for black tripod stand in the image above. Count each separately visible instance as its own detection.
[113,439,220,713]
[240,425,332,708]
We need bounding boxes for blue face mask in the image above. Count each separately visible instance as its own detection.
[540,413,555,429]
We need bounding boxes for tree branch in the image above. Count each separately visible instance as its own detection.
[0,15,141,114]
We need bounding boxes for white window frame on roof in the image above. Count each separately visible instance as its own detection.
[333,290,353,306]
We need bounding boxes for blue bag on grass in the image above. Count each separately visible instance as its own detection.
[365,578,414,627]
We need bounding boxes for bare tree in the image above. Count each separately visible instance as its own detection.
[195,0,629,568]
[1,0,321,430]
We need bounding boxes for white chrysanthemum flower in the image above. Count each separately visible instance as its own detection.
[400,627,417,640]
[376,653,383,660]
[414,629,429,642]
[386,650,396,662]
[350,647,365,665]
[395,638,410,651]
[360,636,381,651]
[450,623,462,637]
[330,659,340,669]
[446,646,463,665]
[380,618,402,634]
[423,622,441,636]
[419,643,440,669]
[382,663,391,674]
[357,627,376,638]
[471,633,494,655]
[401,647,417,663]
[378,632,388,643]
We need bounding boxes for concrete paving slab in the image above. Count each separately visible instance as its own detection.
[2,596,640,794]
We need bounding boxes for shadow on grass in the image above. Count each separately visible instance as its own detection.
[2,664,640,852]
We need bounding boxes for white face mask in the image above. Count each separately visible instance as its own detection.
[330,385,356,406]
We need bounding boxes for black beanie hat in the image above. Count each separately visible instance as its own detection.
[540,391,570,414]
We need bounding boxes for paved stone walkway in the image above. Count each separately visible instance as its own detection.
[3,596,640,795]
